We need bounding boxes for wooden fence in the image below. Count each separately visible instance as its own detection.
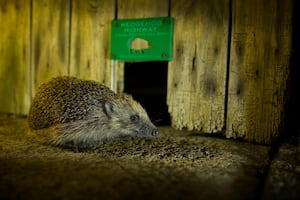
[0,0,292,143]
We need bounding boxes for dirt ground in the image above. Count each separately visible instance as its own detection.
[0,114,299,200]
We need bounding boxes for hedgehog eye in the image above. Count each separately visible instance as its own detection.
[130,114,140,123]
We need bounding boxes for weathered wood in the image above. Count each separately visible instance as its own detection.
[0,0,293,146]
[115,0,169,92]
[0,0,31,114]
[31,0,70,94]
[69,0,114,83]
[168,0,229,133]
[226,0,292,143]
[117,0,169,18]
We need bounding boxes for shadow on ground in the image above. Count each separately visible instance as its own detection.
[0,114,299,200]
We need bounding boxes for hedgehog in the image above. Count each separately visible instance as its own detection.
[27,76,159,150]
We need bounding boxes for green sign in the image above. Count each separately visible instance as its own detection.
[110,17,174,61]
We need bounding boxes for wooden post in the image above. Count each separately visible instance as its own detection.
[168,0,230,133]
[69,0,114,83]
[226,0,292,143]
[31,0,70,94]
[0,0,31,115]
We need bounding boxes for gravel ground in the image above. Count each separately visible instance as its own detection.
[262,136,300,200]
[0,114,297,200]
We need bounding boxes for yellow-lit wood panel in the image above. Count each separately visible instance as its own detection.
[0,0,31,114]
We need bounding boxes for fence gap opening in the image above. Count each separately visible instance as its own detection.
[124,61,170,126]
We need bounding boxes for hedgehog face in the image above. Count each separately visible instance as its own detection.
[104,95,159,138]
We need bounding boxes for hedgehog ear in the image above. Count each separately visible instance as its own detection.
[104,101,114,117]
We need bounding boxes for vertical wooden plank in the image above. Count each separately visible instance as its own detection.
[118,0,169,18]
[69,0,115,82]
[115,0,169,92]
[31,0,70,94]
[168,0,229,133]
[226,0,292,143]
[0,0,30,115]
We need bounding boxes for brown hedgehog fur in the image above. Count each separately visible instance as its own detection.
[28,76,158,149]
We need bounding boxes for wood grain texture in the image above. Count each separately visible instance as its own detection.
[226,0,292,143]
[168,0,229,133]
[31,0,70,94]
[70,0,114,82]
[118,0,169,18]
[0,0,31,114]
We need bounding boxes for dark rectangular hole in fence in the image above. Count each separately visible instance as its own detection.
[124,61,171,126]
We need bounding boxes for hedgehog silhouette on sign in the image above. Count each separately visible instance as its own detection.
[28,76,158,150]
